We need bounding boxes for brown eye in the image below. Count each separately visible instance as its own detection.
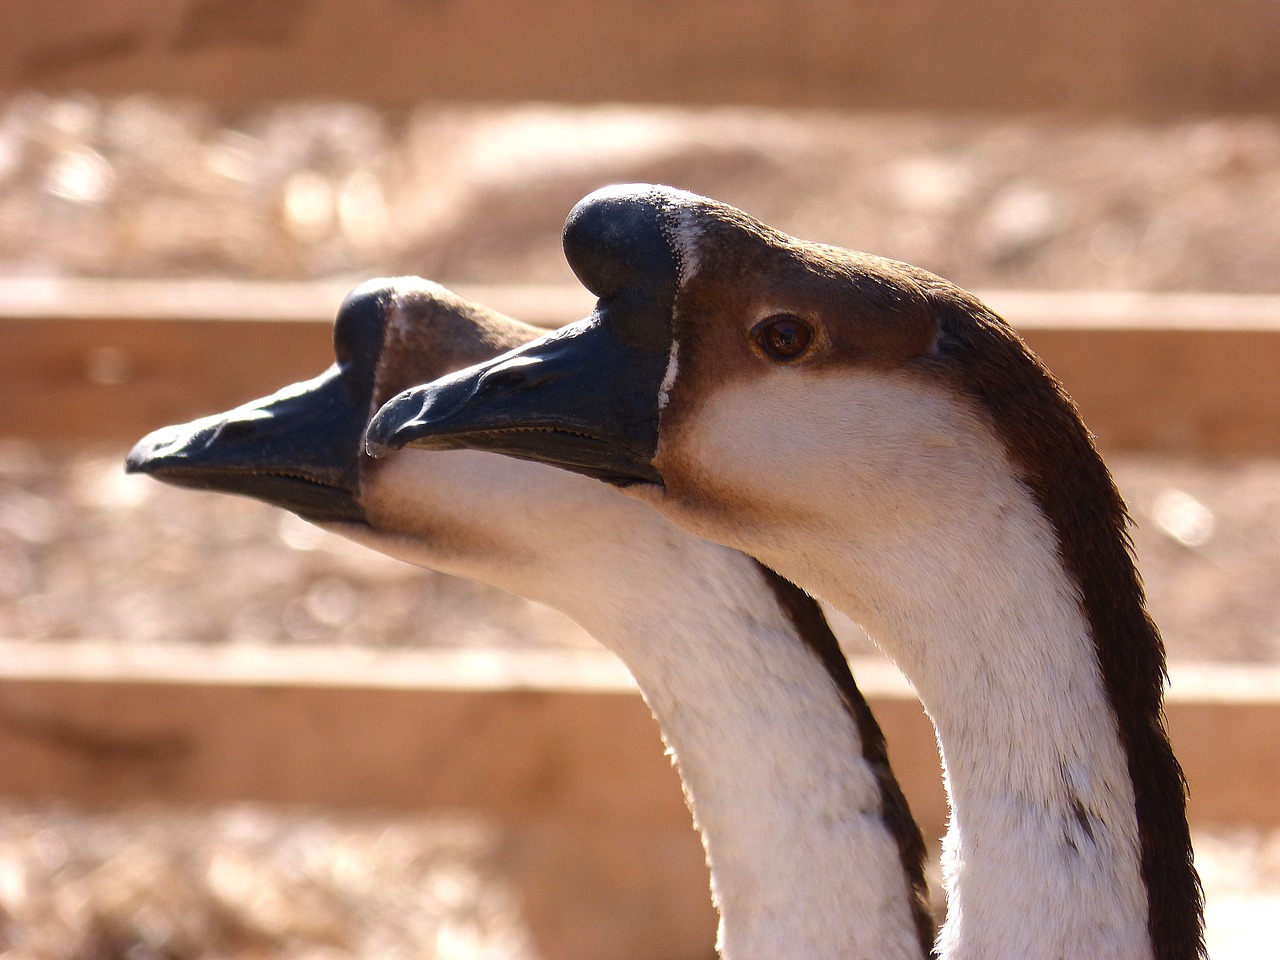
[752,314,813,362]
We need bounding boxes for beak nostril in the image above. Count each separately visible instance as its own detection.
[476,365,532,398]
[212,418,260,443]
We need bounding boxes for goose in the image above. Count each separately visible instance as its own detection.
[364,185,1206,960]
[125,277,934,960]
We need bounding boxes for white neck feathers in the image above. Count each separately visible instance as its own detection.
[654,370,1159,960]
[608,550,927,960]
[864,506,1149,960]
[347,449,930,960]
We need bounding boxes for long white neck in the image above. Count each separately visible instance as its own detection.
[571,546,929,960]
[746,460,1151,960]
[649,367,1186,960]
[350,452,931,960]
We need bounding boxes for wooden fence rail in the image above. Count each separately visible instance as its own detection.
[2,643,1278,960]
[7,0,1280,114]
[3,279,1280,454]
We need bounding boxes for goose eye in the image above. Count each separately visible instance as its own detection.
[752,314,813,362]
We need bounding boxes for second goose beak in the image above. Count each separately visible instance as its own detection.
[364,316,666,488]
[125,364,367,523]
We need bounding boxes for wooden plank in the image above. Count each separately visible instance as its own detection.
[989,289,1280,456]
[0,642,1275,831]
[1,643,1276,955]
[0,644,683,824]
[0,642,716,960]
[0,277,593,327]
[1026,326,1280,457]
[2,279,1278,455]
[5,0,1280,115]
[0,279,590,446]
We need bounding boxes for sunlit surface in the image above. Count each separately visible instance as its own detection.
[1,443,1276,663]
[0,806,529,960]
[0,806,1270,960]
[0,442,591,651]
[0,97,1276,292]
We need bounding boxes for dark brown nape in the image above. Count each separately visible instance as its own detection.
[925,288,1205,960]
[755,562,937,957]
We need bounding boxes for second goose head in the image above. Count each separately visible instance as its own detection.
[126,276,935,960]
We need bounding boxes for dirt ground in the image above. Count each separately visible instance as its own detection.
[1,442,1276,665]
[1,96,1278,959]
[0,804,530,960]
[2,96,1279,294]
[0,803,1274,960]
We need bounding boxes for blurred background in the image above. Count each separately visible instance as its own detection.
[1,2,1279,959]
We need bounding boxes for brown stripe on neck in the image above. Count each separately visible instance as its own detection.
[754,561,936,957]
[927,289,1205,960]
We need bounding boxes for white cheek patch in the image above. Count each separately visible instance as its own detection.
[657,341,680,411]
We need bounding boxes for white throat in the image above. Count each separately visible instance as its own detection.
[348,450,930,960]
[575,548,928,960]
[655,372,1155,960]
[838,515,1150,960]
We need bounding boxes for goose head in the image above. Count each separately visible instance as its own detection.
[125,274,938,960]
[124,278,605,586]
[364,184,1045,565]
[123,273,779,612]
[366,189,678,488]
[125,279,390,524]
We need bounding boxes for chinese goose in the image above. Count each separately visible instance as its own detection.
[126,278,933,960]
[365,186,1205,960]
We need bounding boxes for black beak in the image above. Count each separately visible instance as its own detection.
[363,185,683,488]
[125,365,367,523]
[365,317,667,486]
[123,278,402,524]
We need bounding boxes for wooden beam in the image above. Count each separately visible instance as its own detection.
[1,643,1275,956]
[1,642,1275,830]
[2,279,1278,455]
[0,277,592,327]
[0,279,589,446]
[984,291,1280,458]
[0,643,716,960]
[6,0,1280,115]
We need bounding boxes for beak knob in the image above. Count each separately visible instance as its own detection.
[562,184,688,353]
[562,185,677,300]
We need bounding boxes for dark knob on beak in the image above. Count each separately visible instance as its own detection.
[562,185,683,354]
[333,279,397,373]
[562,185,681,301]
